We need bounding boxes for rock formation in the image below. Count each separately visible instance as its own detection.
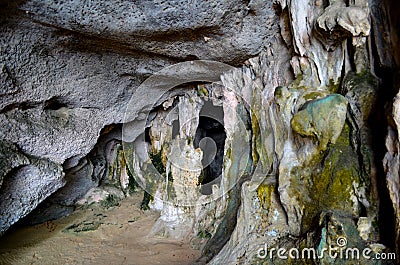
[0,0,399,264]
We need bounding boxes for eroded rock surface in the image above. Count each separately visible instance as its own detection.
[291,94,348,150]
[0,158,64,232]
[20,0,276,63]
[0,0,399,264]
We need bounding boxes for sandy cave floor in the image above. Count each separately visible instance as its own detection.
[0,192,200,265]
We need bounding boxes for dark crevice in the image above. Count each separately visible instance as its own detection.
[346,37,357,72]
[369,0,398,248]
[144,127,151,143]
[370,71,396,249]
[172,119,180,139]
[359,201,368,217]
[194,113,226,195]
[183,54,199,61]
[1,97,71,113]
[43,97,68,110]
[195,173,251,265]
[370,85,396,249]
[195,100,253,264]
[0,0,27,18]
[31,20,250,66]
[136,26,222,42]
[32,21,246,64]
[48,25,182,62]
[20,124,125,225]
[0,101,41,113]
[338,50,347,93]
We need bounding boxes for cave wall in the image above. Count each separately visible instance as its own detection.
[0,0,274,234]
[379,0,400,256]
[0,0,399,264]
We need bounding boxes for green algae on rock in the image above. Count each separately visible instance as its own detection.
[291,94,348,150]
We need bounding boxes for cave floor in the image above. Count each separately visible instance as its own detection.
[0,192,200,265]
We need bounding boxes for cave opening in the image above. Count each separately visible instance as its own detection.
[194,101,226,195]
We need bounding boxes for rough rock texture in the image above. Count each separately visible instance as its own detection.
[377,0,400,256]
[0,158,64,232]
[0,141,29,188]
[0,0,399,264]
[0,0,246,233]
[290,94,348,150]
[20,0,275,63]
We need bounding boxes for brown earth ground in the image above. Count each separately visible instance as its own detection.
[0,192,200,265]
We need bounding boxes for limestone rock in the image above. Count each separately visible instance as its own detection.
[0,140,29,189]
[316,1,370,49]
[0,158,64,234]
[384,93,400,253]
[0,0,399,263]
[291,94,348,150]
[20,0,278,63]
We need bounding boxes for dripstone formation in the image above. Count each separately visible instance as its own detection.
[0,0,399,264]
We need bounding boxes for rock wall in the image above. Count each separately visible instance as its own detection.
[0,0,267,232]
[379,0,400,257]
[0,0,399,264]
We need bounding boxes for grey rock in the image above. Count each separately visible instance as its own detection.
[20,0,277,63]
[50,157,96,206]
[0,0,398,263]
[0,140,30,188]
[0,0,274,231]
[0,107,102,164]
[384,95,400,254]
[0,17,177,165]
[0,158,64,234]
[21,203,74,225]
